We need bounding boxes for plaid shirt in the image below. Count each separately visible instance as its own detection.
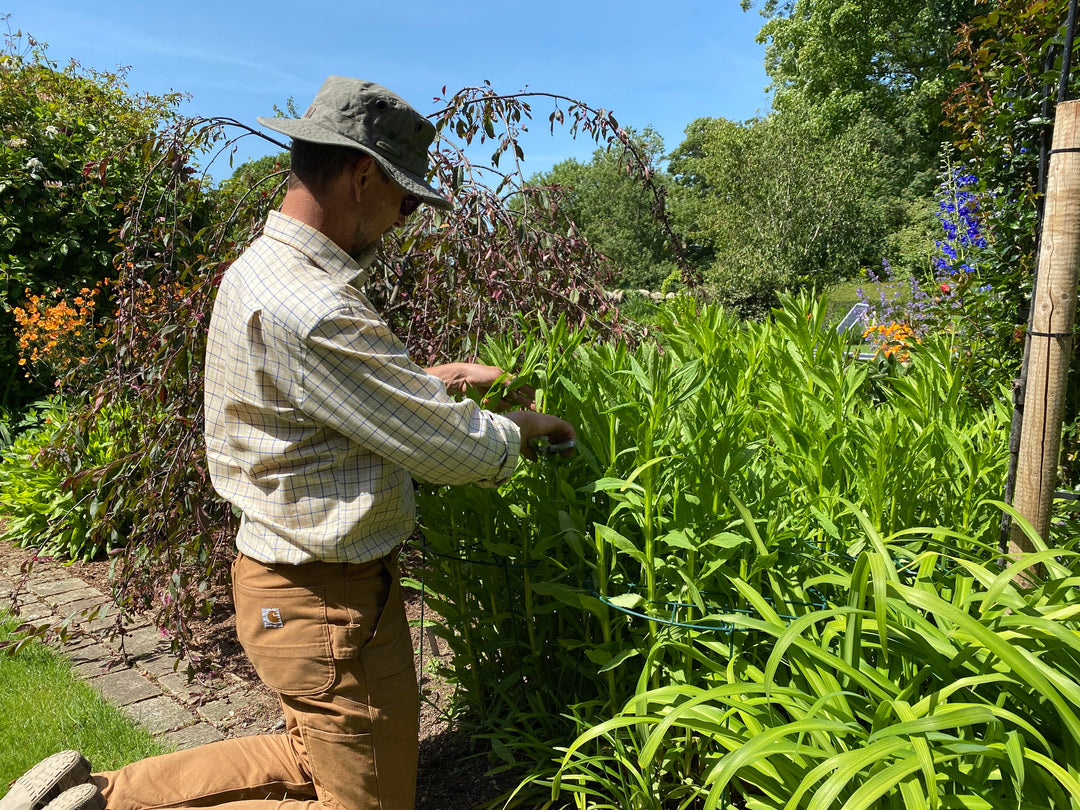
[204,211,520,564]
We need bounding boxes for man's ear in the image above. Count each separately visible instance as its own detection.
[348,155,378,202]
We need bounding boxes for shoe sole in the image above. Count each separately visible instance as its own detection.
[0,752,91,810]
[41,785,102,810]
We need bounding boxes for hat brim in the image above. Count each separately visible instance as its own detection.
[258,116,453,211]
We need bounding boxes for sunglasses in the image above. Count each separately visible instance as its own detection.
[400,194,421,217]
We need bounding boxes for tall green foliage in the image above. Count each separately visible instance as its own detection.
[414,294,1026,805]
[538,532,1080,809]
[749,0,978,192]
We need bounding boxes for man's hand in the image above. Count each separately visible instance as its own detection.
[503,411,577,461]
[425,362,536,411]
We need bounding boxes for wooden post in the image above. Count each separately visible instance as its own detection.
[1009,99,1080,557]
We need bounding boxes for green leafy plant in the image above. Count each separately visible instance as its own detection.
[667,106,891,317]
[0,398,132,561]
[413,293,1020,805]
[0,24,188,410]
[540,512,1080,809]
[531,128,678,291]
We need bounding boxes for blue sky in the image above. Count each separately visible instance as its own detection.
[4,1,773,182]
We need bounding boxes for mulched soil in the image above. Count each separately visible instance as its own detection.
[0,541,519,810]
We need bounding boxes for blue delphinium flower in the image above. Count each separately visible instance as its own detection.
[934,168,986,279]
[859,162,992,341]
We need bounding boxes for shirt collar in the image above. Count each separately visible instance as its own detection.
[262,210,370,286]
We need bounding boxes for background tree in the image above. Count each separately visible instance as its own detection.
[0,28,188,411]
[739,0,982,298]
[667,102,890,316]
[530,128,678,290]
[748,0,979,194]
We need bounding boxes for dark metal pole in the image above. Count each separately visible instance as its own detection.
[1060,0,1078,104]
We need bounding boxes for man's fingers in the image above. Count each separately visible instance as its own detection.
[482,380,536,412]
[508,388,536,409]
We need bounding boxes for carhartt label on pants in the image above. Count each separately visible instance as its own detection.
[262,607,284,628]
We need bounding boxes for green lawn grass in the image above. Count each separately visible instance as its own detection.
[0,615,168,793]
[827,278,912,323]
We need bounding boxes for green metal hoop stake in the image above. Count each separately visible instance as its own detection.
[584,578,826,634]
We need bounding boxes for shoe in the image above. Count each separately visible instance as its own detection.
[40,786,102,810]
[0,752,92,810]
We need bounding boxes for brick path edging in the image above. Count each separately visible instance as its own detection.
[1,554,283,751]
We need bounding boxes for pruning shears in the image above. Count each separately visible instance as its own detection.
[530,435,575,456]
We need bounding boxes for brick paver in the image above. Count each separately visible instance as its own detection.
[0,550,283,752]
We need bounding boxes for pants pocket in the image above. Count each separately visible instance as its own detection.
[234,576,334,696]
[359,557,416,685]
[301,726,380,810]
[301,698,417,810]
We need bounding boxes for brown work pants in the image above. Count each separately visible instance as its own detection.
[94,551,419,810]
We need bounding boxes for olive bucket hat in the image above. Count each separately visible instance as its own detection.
[258,76,452,210]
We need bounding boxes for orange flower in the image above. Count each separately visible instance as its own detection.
[863,322,918,361]
[13,283,105,375]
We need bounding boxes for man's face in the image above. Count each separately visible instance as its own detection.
[349,164,412,263]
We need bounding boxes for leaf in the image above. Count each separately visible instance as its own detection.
[831,753,925,810]
[749,551,778,577]
[579,477,644,495]
[594,524,648,567]
[810,506,840,540]
[784,738,912,810]
[659,530,697,552]
[595,647,640,673]
[702,719,857,809]
[897,583,1080,743]
[490,736,514,765]
[866,705,995,742]
[527,581,582,606]
[606,592,646,610]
